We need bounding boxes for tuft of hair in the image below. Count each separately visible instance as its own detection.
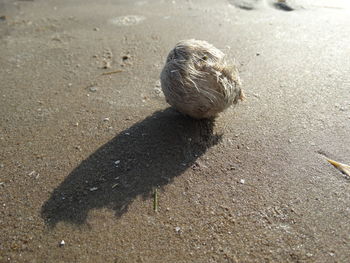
[160,39,243,119]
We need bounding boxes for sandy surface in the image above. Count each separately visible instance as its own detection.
[1,0,350,262]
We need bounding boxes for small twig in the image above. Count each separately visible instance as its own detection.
[153,188,159,212]
[101,69,123,76]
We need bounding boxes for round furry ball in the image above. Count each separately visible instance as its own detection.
[160,39,243,119]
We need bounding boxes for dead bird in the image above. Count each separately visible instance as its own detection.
[160,39,243,119]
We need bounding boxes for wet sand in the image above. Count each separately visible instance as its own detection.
[1,0,350,262]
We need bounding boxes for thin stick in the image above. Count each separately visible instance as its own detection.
[101,69,123,76]
[153,188,159,212]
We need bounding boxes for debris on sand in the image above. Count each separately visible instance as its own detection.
[87,84,98,92]
[75,145,82,151]
[120,53,132,67]
[228,0,264,10]
[89,86,98,92]
[101,69,123,76]
[122,54,131,61]
[153,188,159,212]
[110,15,146,26]
[98,49,113,69]
[273,0,294,11]
[154,87,162,96]
[89,187,98,191]
[59,240,65,247]
[228,0,302,11]
[28,170,40,179]
[155,80,161,87]
[102,60,111,69]
[327,159,350,177]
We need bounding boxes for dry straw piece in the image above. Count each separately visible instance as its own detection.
[160,39,243,119]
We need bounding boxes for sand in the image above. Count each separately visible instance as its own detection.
[1,0,350,262]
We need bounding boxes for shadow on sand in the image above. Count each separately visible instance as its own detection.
[41,108,221,227]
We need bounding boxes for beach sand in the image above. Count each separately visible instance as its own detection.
[1,0,350,262]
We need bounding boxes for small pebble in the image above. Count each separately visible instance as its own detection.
[114,160,120,165]
[175,226,181,233]
[102,60,111,69]
[89,187,98,191]
[239,179,245,184]
[122,54,131,61]
[59,240,65,247]
[229,165,236,171]
[75,146,82,151]
[103,117,110,122]
[89,86,98,92]
[154,87,162,95]
[93,27,100,31]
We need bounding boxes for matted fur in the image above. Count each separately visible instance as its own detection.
[160,39,243,119]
